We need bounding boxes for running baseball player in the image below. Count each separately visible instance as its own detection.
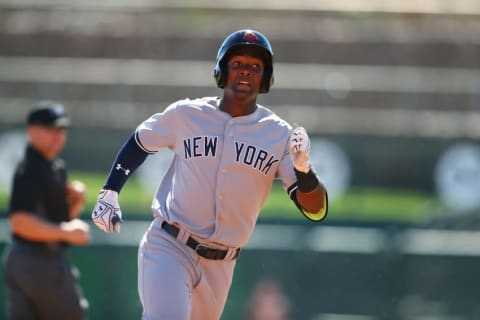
[91,29,328,320]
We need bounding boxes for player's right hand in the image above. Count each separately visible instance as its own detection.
[91,189,123,233]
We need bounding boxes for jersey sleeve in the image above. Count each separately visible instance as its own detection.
[135,102,179,153]
[8,166,44,216]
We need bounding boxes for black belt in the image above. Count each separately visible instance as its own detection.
[11,238,66,258]
[161,221,240,260]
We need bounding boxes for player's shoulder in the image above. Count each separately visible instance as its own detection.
[256,104,292,131]
[172,96,219,111]
[144,97,218,123]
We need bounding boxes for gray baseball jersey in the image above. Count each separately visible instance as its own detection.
[135,96,297,248]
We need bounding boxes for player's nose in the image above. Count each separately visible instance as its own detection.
[239,64,255,75]
[239,68,251,76]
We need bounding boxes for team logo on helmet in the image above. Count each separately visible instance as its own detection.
[243,31,259,43]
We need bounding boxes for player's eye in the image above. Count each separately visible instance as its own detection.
[230,61,262,74]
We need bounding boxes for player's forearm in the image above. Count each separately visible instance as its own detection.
[9,211,71,242]
[294,168,328,220]
[103,133,149,193]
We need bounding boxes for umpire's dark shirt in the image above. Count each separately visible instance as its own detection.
[8,144,70,244]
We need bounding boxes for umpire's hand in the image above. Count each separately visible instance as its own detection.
[60,219,90,245]
[91,189,123,233]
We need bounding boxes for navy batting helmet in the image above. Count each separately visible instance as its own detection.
[214,29,274,93]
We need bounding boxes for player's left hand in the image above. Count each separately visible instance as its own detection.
[289,126,311,173]
[91,189,123,233]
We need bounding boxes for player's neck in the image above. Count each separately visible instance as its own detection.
[218,97,257,117]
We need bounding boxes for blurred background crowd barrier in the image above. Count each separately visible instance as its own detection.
[1,1,480,319]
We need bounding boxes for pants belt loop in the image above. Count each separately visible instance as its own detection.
[225,247,237,261]
[176,227,190,245]
[161,221,240,261]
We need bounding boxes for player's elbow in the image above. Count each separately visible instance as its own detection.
[302,196,324,213]
[297,187,328,222]
[297,187,327,212]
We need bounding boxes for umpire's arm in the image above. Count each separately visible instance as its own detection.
[9,211,90,245]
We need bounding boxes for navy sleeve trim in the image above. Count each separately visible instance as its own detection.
[134,131,157,154]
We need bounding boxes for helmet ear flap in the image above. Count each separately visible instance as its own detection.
[213,62,227,89]
[260,67,274,93]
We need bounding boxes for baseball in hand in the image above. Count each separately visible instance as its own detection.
[67,180,87,207]
[69,180,86,193]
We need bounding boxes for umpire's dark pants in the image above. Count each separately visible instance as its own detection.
[2,241,88,320]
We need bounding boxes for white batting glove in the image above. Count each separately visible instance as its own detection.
[289,126,311,173]
[91,189,123,233]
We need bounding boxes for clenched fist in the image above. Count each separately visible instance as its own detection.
[289,126,311,173]
[91,189,123,233]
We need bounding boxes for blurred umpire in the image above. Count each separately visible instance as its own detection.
[2,102,90,320]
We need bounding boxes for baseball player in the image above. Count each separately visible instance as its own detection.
[91,29,328,320]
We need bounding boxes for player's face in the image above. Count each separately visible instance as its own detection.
[224,47,265,98]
